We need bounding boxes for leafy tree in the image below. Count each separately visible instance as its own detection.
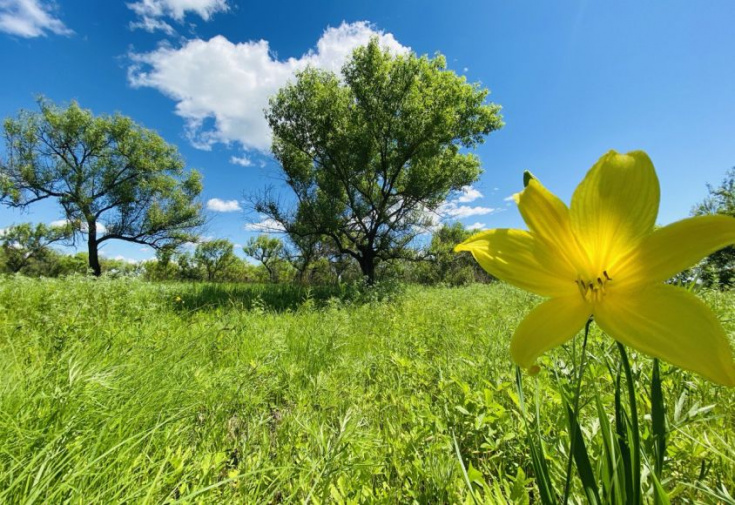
[243,235,286,282]
[1,222,70,274]
[692,167,735,287]
[255,39,503,283]
[194,239,237,282]
[0,99,204,276]
[427,222,491,285]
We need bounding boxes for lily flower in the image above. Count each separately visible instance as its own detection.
[456,150,735,386]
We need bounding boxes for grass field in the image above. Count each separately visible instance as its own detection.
[1,277,734,503]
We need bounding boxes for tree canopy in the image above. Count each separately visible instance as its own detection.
[1,222,71,274]
[255,39,503,283]
[194,239,238,282]
[243,235,287,283]
[0,99,204,276]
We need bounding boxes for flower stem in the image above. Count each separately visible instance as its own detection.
[562,316,593,504]
[617,341,641,505]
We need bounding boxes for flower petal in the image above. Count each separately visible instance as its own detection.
[570,150,660,274]
[614,215,735,288]
[455,229,576,297]
[516,178,589,278]
[595,284,735,387]
[510,295,591,370]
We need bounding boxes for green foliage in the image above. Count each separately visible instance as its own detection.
[424,222,492,285]
[1,279,733,502]
[194,239,238,282]
[243,235,289,283]
[257,39,503,283]
[0,222,70,275]
[692,167,735,288]
[0,98,204,276]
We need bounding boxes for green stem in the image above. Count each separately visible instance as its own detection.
[562,316,593,505]
[617,341,641,505]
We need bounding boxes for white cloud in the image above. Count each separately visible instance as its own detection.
[206,198,242,212]
[229,155,253,167]
[128,21,409,152]
[467,222,485,231]
[109,254,140,265]
[503,194,517,202]
[50,219,107,234]
[439,202,497,219]
[0,0,72,37]
[457,185,483,203]
[244,218,285,233]
[127,0,228,34]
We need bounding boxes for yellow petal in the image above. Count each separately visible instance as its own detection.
[510,295,591,370]
[455,229,576,297]
[516,178,589,278]
[614,215,735,288]
[594,284,735,387]
[570,150,660,273]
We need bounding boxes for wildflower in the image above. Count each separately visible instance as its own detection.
[456,150,735,385]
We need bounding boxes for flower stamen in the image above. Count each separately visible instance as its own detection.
[575,272,612,303]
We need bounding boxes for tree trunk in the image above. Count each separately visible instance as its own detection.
[87,219,101,277]
[358,252,376,285]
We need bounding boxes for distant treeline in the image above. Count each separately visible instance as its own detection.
[0,222,492,286]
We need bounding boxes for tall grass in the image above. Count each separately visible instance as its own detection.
[0,276,733,502]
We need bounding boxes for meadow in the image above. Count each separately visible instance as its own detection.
[1,277,734,503]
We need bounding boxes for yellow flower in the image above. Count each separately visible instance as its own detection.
[456,150,735,386]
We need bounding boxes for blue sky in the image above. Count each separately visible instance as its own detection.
[1,0,734,263]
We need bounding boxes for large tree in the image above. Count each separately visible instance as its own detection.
[255,39,503,283]
[0,99,203,276]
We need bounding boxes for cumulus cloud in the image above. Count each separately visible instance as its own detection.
[0,0,72,37]
[244,217,285,233]
[457,185,483,203]
[503,194,517,202]
[467,222,485,231]
[206,198,242,212]
[128,21,408,152]
[127,0,228,34]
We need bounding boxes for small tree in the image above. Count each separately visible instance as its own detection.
[692,167,735,287]
[1,222,71,274]
[194,239,237,282]
[428,222,491,285]
[0,99,204,276]
[243,235,285,282]
[256,39,503,283]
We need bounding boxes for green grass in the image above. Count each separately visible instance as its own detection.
[1,276,734,503]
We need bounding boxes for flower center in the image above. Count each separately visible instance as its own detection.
[575,270,612,303]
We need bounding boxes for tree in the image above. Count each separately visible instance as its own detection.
[692,167,735,287]
[243,235,286,282]
[194,239,237,282]
[255,39,503,283]
[426,222,491,285]
[0,99,204,276]
[1,222,70,274]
